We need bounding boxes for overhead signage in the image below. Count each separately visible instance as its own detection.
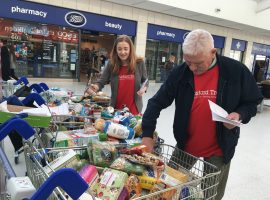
[0,0,137,36]
[147,24,188,43]
[212,35,225,49]
[11,5,47,18]
[252,43,270,56]
[231,39,246,51]
[147,24,225,48]
[65,11,87,27]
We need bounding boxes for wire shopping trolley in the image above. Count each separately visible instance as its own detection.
[0,116,89,200]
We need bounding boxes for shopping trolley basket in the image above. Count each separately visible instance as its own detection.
[0,117,89,200]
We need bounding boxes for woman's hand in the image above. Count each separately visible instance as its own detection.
[137,86,147,96]
[84,84,99,96]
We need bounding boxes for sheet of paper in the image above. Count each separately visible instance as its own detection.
[48,103,69,115]
[140,78,149,90]
[208,100,242,127]
[21,105,51,116]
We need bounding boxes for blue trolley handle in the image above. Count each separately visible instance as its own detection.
[39,82,49,91]
[30,84,44,94]
[0,118,35,141]
[14,76,29,86]
[22,93,46,106]
[30,168,88,200]
[0,116,35,179]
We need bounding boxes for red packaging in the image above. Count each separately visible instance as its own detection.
[79,165,98,185]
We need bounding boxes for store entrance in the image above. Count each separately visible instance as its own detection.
[80,31,115,83]
[145,39,182,82]
[252,55,270,82]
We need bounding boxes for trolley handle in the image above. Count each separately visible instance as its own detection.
[30,83,44,94]
[22,93,46,106]
[0,118,35,141]
[39,82,49,91]
[0,113,28,133]
[14,76,29,86]
[30,168,88,200]
[0,114,29,179]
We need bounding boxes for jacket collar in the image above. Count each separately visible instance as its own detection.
[183,54,229,79]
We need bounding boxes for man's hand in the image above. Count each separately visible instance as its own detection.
[223,112,241,129]
[141,137,155,152]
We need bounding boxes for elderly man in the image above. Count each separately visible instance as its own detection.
[141,29,262,199]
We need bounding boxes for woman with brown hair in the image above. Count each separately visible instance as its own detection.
[85,35,148,114]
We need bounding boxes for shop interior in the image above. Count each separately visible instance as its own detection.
[253,55,270,82]
[229,50,244,62]
[0,18,79,79]
[145,39,224,82]
[145,39,183,82]
[80,31,115,83]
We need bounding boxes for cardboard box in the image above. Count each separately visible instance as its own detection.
[42,129,99,148]
[0,105,51,128]
[43,149,77,174]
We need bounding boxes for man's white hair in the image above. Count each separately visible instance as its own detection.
[182,29,214,56]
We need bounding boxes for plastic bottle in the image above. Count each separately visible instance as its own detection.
[103,121,135,139]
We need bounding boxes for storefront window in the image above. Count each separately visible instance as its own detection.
[145,39,182,82]
[216,48,223,55]
[252,55,270,82]
[0,18,79,78]
[229,50,243,62]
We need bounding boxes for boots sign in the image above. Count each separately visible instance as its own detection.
[65,11,87,27]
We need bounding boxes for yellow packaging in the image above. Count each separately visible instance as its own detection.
[165,166,188,183]
[138,176,157,190]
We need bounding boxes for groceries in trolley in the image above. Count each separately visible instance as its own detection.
[37,142,215,200]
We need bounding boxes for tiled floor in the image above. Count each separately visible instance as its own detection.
[2,81,270,200]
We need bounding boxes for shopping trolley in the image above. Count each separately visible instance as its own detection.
[0,116,89,200]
